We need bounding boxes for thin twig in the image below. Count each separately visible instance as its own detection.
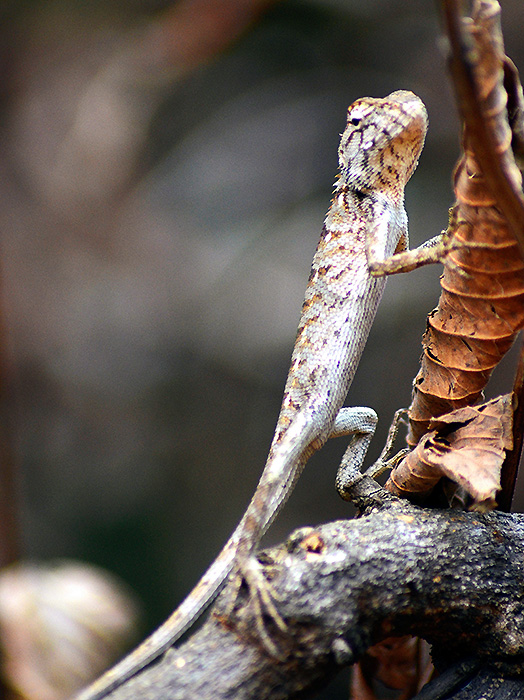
[0,273,21,700]
[499,335,524,512]
[0,281,20,568]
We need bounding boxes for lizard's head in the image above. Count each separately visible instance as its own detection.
[338,90,428,202]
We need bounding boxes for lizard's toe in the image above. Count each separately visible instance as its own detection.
[238,556,287,656]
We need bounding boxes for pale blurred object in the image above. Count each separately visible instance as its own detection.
[0,561,141,700]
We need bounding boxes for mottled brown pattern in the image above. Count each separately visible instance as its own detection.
[405,3,524,448]
[77,91,428,700]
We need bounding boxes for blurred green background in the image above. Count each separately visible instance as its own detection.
[1,0,523,696]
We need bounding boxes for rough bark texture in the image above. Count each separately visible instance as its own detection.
[415,660,524,699]
[100,484,524,700]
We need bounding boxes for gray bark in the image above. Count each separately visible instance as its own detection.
[107,480,524,700]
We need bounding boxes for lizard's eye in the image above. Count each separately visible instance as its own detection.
[350,117,361,126]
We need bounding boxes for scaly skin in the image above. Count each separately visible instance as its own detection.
[76,90,428,700]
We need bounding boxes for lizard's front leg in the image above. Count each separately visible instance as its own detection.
[368,221,459,277]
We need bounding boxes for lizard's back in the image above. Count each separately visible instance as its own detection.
[75,90,427,700]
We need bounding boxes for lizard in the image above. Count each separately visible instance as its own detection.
[77,90,445,700]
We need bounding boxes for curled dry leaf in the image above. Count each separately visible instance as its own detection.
[386,394,513,510]
[351,637,433,700]
[407,0,524,448]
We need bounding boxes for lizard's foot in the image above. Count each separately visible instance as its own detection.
[365,447,410,480]
[364,408,410,479]
[236,556,287,656]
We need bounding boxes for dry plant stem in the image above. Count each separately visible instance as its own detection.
[0,416,19,570]
[104,500,524,700]
[499,336,524,511]
[0,288,20,569]
[443,0,524,257]
[404,0,524,449]
[503,57,524,165]
[0,279,20,700]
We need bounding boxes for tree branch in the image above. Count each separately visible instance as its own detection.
[105,491,524,700]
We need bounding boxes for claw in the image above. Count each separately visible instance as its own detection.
[232,555,287,656]
[365,447,410,479]
[243,556,286,630]
[252,594,282,657]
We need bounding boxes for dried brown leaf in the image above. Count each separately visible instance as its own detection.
[351,637,433,700]
[387,395,513,509]
[350,663,377,700]
[407,1,524,447]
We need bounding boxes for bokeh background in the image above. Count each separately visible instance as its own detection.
[1,0,523,696]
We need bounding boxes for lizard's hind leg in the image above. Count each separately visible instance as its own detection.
[233,407,378,655]
[334,407,378,498]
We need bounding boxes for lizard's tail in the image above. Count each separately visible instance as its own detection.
[75,414,316,700]
[74,524,243,700]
